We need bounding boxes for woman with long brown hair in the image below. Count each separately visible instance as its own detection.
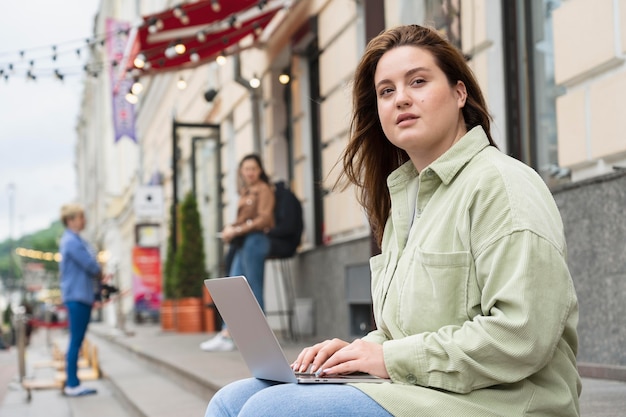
[204,24,580,416]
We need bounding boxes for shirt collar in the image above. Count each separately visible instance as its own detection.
[387,125,491,188]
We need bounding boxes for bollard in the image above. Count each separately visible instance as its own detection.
[114,268,127,334]
[14,306,27,383]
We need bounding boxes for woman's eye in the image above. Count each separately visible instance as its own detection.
[379,87,394,97]
[411,78,425,86]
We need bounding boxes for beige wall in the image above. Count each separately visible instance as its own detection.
[553,0,618,87]
[317,1,370,240]
[320,7,369,237]
[589,71,626,159]
[553,0,626,179]
[556,87,587,167]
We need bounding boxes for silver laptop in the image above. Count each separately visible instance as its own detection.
[204,276,390,384]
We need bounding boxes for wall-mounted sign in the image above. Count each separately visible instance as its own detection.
[134,185,164,218]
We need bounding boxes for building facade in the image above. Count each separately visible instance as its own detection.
[76,0,626,368]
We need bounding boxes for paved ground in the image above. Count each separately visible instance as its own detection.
[2,322,626,416]
[0,329,134,417]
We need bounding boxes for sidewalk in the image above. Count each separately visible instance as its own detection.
[0,328,135,417]
[2,322,626,416]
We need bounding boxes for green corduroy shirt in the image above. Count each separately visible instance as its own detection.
[354,126,581,416]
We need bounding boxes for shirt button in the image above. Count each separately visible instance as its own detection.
[406,374,417,384]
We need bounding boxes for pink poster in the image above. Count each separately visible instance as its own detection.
[132,247,162,313]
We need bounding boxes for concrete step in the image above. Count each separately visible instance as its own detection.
[91,331,211,417]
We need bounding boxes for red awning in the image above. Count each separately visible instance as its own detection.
[121,0,286,78]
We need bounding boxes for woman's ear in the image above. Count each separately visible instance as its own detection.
[455,81,467,108]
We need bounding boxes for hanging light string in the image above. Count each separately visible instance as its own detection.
[0,27,131,83]
[0,0,290,83]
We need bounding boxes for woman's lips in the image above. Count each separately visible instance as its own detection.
[396,113,418,125]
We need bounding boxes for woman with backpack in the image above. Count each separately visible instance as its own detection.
[201,154,275,352]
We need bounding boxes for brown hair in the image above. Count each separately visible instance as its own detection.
[238,153,271,191]
[337,25,495,246]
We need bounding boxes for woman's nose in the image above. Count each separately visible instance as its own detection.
[395,88,411,108]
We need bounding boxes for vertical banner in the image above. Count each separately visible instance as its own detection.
[132,247,162,315]
[106,18,136,143]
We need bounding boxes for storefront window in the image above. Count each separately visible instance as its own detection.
[426,0,462,50]
[396,0,462,50]
[503,0,568,187]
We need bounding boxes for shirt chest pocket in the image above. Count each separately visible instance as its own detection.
[397,249,473,334]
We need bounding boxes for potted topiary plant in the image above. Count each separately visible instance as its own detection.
[172,192,206,333]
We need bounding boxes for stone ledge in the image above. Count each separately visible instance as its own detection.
[578,362,626,381]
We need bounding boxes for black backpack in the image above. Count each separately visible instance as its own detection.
[267,181,304,258]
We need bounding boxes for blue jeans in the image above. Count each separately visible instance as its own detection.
[205,378,393,417]
[229,232,269,311]
[65,301,92,387]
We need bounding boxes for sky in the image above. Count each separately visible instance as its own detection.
[0,0,101,242]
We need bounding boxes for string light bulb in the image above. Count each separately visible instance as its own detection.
[165,45,177,59]
[216,52,226,65]
[134,53,147,69]
[147,17,164,33]
[174,41,186,55]
[197,30,207,42]
[211,0,221,12]
[253,22,263,37]
[173,7,190,25]
[229,16,242,29]
[177,76,187,90]
[278,73,290,85]
[131,78,143,95]
[249,74,260,89]
[125,90,139,104]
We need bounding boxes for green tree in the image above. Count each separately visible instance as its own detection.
[172,192,206,298]
[0,220,63,287]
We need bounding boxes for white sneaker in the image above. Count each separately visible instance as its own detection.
[200,333,235,351]
[64,384,97,397]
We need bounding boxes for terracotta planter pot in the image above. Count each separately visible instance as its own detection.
[176,297,204,333]
[203,285,216,333]
[160,299,176,331]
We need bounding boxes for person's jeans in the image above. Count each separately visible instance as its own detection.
[205,378,393,417]
[229,232,270,311]
[65,301,92,388]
